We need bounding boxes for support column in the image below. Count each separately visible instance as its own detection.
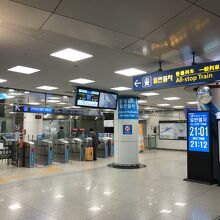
[112,96,143,168]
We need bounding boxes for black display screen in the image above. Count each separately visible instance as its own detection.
[75,87,118,109]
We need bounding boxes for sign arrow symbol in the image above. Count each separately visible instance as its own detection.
[15,106,20,111]
[134,80,141,87]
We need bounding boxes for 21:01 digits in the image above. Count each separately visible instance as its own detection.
[190,141,208,149]
[189,126,208,136]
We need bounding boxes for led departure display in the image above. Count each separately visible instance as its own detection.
[188,111,210,153]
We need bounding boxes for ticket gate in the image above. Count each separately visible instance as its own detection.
[68,138,84,161]
[22,141,35,168]
[97,137,109,158]
[106,137,114,157]
[53,139,69,163]
[36,140,53,165]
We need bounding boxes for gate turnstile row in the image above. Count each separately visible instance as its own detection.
[2,136,113,168]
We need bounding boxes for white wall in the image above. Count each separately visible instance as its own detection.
[23,113,43,141]
[147,110,187,151]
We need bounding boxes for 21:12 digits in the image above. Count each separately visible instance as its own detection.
[190,141,208,149]
[189,126,208,136]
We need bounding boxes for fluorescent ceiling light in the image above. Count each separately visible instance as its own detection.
[8,92,23,96]
[0,79,7,83]
[9,203,22,210]
[138,100,147,104]
[7,95,15,99]
[144,107,154,110]
[115,68,146,77]
[47,97,60,100]
[9,89,14,92]
[69,78,95,84]
[64,106,81,109]
[187,101,198,105]
[8,65,40,74]
[173,105,184,109]
[141,92,159,96]
[63,96,68,98]
[37,86,58,91]
[163,97,180,101]
[111,87,131,91]
[24,91,29,94]
[47,100,60,103]
[50,48,93,62]
[57,102,67,105]
[29,102,40,105]
[157,104,170,107]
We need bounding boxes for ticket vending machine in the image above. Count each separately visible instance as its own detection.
[23,141,35,168]
[36,140,53,165]
[53,139,69,163]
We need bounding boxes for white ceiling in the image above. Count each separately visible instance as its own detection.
[0,0,219,108]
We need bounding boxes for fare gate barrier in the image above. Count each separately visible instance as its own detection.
[67,138,84,161]
[97,142,108,158]
[36,140,53,165]
[53,139,69,163]
[97,137,114,158]
[22,141,35,168]
[106,138,114,157]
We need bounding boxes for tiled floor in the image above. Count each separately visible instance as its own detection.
[0,150,219,220]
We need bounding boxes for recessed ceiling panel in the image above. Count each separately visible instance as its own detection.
[146,5,220,55]
[196,0,220,16]
[124,39,193,64]
[55,0,190,38]
[10,0,61,12]
[43,14,138,49]
[139,87,197,107]
[0,0,51,28]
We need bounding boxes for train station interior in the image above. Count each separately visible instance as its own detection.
[0,0,220,219]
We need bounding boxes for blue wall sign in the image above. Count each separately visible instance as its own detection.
[123,125,132,135]
[118,97,138,119]
[188,111,210,152]
[133,60,220,91]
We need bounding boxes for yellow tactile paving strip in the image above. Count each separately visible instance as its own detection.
[0,165,64,185]
[0,158,114,186]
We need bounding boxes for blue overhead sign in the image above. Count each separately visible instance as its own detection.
[118,97,138,119]
[188,111,210,153]
[13,105,101,116]
[14,106,53,114]
[133,60,220,91]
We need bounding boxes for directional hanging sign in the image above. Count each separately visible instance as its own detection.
[133,60,220,91]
